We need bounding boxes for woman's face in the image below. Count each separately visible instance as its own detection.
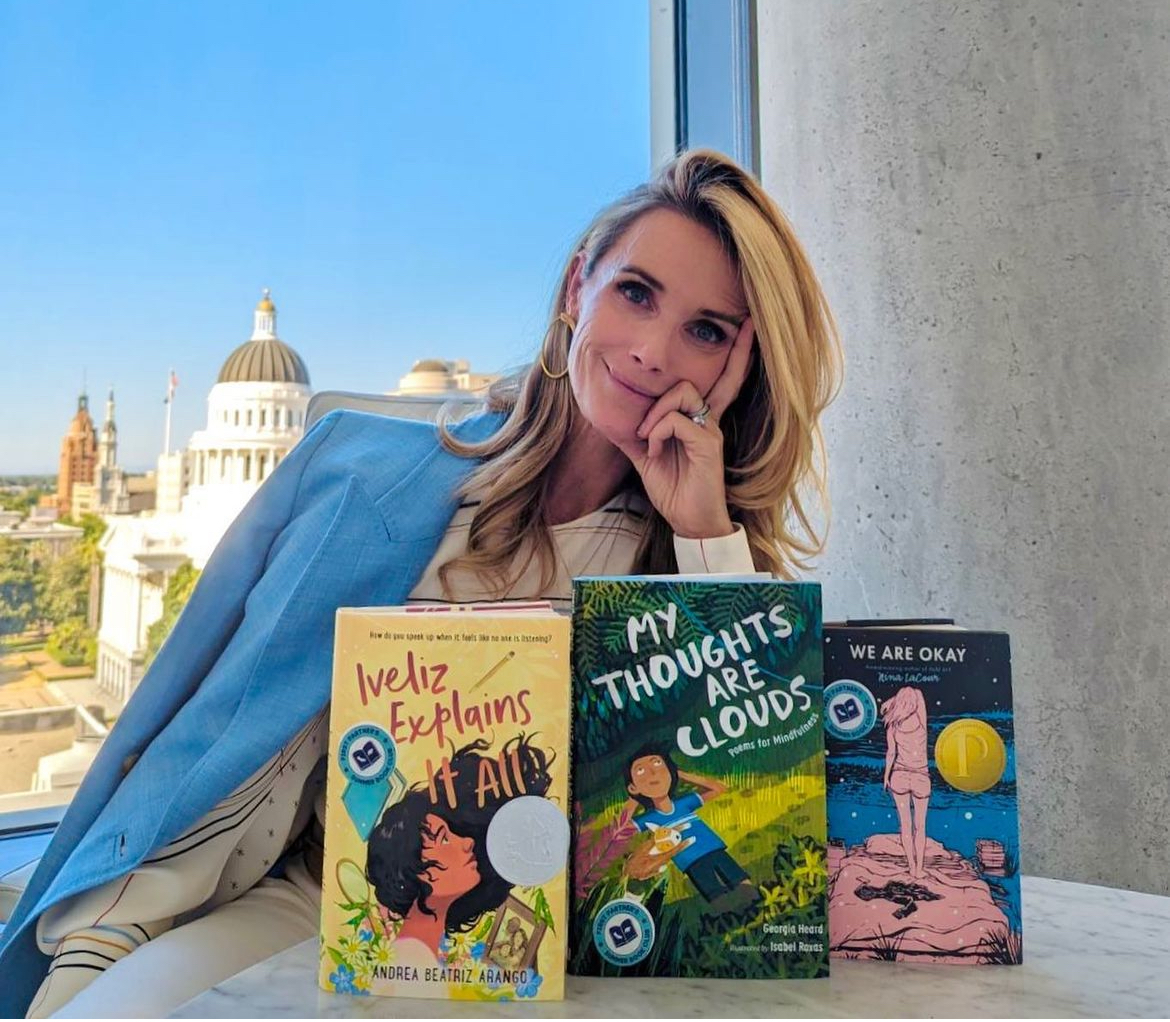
[565,207,748,446]
[420,812,479,898]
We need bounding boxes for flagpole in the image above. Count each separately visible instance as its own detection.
[164,368,174,456]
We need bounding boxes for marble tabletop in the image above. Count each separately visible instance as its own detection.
[173,876,1170,1018]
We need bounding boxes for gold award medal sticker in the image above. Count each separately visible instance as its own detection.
[934,718,1007,793]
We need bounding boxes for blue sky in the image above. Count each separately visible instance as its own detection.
[0,1,650,473]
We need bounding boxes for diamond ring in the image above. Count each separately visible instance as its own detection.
[689,403,711,427]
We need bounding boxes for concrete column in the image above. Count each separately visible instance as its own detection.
[758,0,1170,894]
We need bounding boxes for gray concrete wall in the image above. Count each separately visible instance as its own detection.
[757,1,1169,894]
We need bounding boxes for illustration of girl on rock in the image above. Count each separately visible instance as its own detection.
[881,686,931,879]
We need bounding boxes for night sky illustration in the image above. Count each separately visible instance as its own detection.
[823,629,1021,928]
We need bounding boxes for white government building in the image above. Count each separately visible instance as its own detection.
[94,291,493,706]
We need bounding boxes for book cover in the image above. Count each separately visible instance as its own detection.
[319,604,571,1000]
[823,626,1022,964]
[568,578,829,979]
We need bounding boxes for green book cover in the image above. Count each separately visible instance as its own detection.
[568,577,829,979]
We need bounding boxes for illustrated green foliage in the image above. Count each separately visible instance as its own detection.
[570,578,827,979]
[568,832,829,979]
[531,887,555,934]
[572,579,823,818]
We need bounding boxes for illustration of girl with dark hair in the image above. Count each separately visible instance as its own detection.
[365,735,553,964]
[621,742,754,905]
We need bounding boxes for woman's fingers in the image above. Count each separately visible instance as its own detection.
[644,409,720,461]
[636,379,708,441]
[705,315,755,423]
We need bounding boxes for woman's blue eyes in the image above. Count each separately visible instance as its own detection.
[691,321,726,344]
[616,280,728,345]
[618,279,652,305]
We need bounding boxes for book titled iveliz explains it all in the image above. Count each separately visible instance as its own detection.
[320,603,571,1001]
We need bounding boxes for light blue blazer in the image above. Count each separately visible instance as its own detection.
[0,408,505,1015]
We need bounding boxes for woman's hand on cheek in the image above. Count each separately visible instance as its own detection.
[613,316,755,540]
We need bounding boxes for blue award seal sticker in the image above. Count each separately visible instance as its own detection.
[338,723,396,840]
[593,897,655,968]
[339,723,395,785]
[824,679,878,741]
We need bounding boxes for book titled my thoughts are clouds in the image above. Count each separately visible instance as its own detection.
[569,578,829,979]
[823,625,1022,964]
[320,604,571,1001]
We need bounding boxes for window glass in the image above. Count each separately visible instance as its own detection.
[0,2,649,816]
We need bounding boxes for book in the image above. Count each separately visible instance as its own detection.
[823,623,1022,964]
[319,603,572,1001]
[568,577,829,979]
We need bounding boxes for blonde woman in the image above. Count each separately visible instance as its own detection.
[2,149,842,1017]
[881,686,932,879]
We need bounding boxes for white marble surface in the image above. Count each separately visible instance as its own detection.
[173,877,1170,1018]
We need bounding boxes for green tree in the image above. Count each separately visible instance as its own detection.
[46,617,97,667]
[57,513,107,562]
[38,514,107,635]
[40,544,90,624]
[145,562,201,667]
[0,538,40,641]
[0,486,48,513]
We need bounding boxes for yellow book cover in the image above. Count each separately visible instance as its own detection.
[319,603,571,1002]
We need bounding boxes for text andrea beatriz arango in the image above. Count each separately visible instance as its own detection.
[587,601,811,757]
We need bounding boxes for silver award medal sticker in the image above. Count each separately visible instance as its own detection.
[485,795,570,887]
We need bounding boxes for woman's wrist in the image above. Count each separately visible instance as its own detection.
[672,511,735,540]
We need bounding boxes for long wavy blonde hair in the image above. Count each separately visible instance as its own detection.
[437,148,842,598]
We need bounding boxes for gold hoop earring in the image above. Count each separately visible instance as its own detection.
[540,312,574,379]
[540,353,569,380]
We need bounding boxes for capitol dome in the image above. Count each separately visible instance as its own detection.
[411,359,450,373]
[218,340,310,385]
[216,290,311,385]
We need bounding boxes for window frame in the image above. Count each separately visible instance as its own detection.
[649,0,759,175]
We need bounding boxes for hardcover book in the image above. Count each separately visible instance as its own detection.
[319,603,572,1001]
[568,577,829,979]
[823,624,1022,964]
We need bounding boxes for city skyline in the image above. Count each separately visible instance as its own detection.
[0,1,650,473]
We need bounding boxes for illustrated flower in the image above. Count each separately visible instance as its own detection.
[793,847,826,886]
[775,876,800,905]
[759,883,786,910]
[359,929,375,943]
[470,941,486,961]
[329,963,357,995]
[442,932,474,960]
[372,943,394,967]
[516,972,543,999]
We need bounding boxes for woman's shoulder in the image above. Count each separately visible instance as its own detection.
[302,407,506,467]
[310,406,506,444]
[289,406,509,503]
